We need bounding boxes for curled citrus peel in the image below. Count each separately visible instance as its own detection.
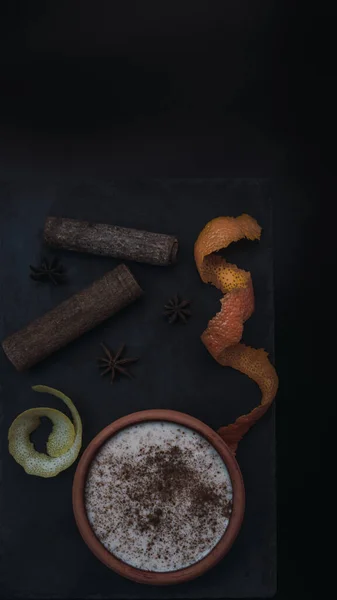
[8,385,82,477]
[195,214,278,453]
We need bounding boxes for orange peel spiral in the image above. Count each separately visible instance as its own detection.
[194,214,278,453]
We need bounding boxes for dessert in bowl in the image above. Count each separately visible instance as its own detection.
[73,410,245,585]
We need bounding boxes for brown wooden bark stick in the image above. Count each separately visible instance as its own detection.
[44,217,178,266]
[2,264,143,371]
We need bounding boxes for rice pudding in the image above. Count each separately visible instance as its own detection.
[85,421,233,572]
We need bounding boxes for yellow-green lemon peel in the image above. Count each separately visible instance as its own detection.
[8,385,82,477]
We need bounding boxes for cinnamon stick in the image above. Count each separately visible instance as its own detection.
[2,264,142,371]
[44,217,178,266]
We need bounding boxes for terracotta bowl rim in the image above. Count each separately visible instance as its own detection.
[72,409,245,586]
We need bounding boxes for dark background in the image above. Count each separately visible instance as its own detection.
[0,1,333,599]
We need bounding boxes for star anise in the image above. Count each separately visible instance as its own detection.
[30,257,66,285]
[163,295,191,324]
[98,343,138,382]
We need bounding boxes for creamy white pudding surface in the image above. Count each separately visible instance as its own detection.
[85,421,233,572]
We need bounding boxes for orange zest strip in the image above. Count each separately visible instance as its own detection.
[194,215,278,453]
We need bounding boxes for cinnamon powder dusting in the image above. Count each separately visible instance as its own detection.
[85,422,233,572]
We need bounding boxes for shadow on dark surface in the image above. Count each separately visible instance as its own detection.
[0,0,283,140]
[29,416,53,454]
[0,54,173,133]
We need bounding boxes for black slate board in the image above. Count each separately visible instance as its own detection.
[0,178,276,599]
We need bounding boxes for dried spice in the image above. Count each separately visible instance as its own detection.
[44,216,179,266]
[30,257,66,285]
[163,295,191,324]
[2,265,142,371]
[98,343,138,382]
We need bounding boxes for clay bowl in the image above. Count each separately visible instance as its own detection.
[73,409,245,585]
